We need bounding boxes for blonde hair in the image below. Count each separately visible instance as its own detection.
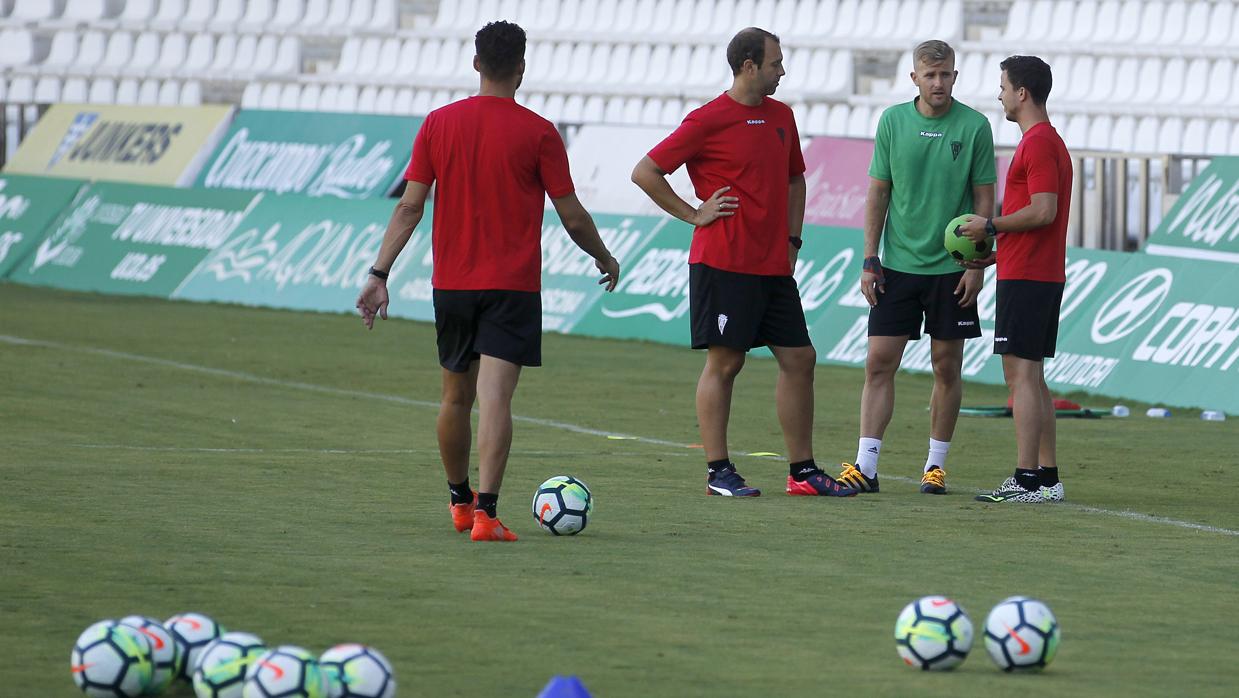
[913,40,955,69]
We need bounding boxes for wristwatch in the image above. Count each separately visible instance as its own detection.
[985,218,997,237]
[788,236,802,249]
[368,266,389,280]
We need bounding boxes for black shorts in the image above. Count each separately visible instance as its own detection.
[868,268,982,340]
[689,263,811,350]
[994,280,1064,360]
[433,289,541,372]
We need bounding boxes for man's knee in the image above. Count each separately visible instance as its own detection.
[706,349,746,380]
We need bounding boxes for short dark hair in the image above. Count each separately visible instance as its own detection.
[1000,55,1052,105]
[726,27,779,76]
[475,21,525,80]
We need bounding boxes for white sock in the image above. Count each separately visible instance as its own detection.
[925,438,951,472]
[856,438,882,478]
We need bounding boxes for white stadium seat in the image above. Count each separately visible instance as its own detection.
[240,81,262,108]
[241,0,276,29]
[1156,117,1183,154]
[99,32,135,75]
[298,83,322,110]
[115,77,139,104]
[324,0,350,30]
[211,0,245,29]
[1230,123,1239,156]
[393,87,414,114]
[137,78,160,104]
[1132,116,1159,152]
[87,77,115,103]
[1109,115,1136,152]
[1087,114,1113,151]
[1111,0,1142,44]
[1204,1,1234,47]
[130,32,161,73]
[152,0,187,28]
[278,82,302,110]
[270,0,305,30]
[258,82,287,109]
[183,0,215,29]
[0,28,35,66]
[231,35,258,75]
[564,93,586,122]
[300,0,328,29]
[157,80,181,105]
[61,76,87,102]
[33,75,60,103]
[1204,120,1231,157]
[62,0,113,23]
[357,85,379,113]
[118,0,158,25]
[176,80,199,105]
[337,83,361,111]
[11,0,60,22]
[184,33,213,73]
[211,34,237,72]
[374,86,397,113]
[347,0,373,29]
[1158,1,1186,46]
[40,30,77,73]
[1181,118,1207,154]
[251,34,280,74]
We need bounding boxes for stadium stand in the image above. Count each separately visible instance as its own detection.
[1,0,1236,156]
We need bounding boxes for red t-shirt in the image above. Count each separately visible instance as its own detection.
[997,122,1072,282]
[404,96,575,291]
[647,93,806,276]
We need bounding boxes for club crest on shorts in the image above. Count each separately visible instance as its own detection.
[717,313,729,335]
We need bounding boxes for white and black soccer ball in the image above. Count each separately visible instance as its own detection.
[71,620,154,698]
[984,597,1060,671]
[320,644,395,698]
[532,475,593,535]
[165,612,225,680]
[893,596,974,670]
[243,645,330,698]
[193,632,267,698]
[118,615,180,694]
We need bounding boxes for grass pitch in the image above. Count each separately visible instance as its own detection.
[1,283,1237,697]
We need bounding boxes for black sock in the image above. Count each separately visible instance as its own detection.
[477,492,498,518]
[1015,469,1041,491]
[790,459,820,481]
[448,478,472,505]
[1038,466,1059,486]
[707,459,733,477]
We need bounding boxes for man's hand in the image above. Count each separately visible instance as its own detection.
[957,214,990,244]
[958,251,996,270]
[356,276,389,330]
[954,268,983,307]
[860,256,885,307]
[693,186,738,226]
[595,255,621,292]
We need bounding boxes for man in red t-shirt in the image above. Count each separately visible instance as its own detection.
[356,22,621,541]
[632,27,856,498]
[958,55,1072,504]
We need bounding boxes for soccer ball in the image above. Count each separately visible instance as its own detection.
[193,632,267,698]
[984,596,1060,671]
[71,620,153,697]
[118,615,180,694]
[531,475,593,535]
[243,645,330,698]
[165,612,225,679]
[944,214,992,261]
[320,644,396,698]
[893,596,974,670]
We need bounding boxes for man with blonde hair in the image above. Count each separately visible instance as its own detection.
[837,40,995,495]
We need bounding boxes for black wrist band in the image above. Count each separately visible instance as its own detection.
[985,218,997,237]
[788,236,802,250]
[369,266,389,280]
[863,256,882,272]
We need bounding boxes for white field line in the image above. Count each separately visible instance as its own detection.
[59,444,698,457]
[4,334,1237,538]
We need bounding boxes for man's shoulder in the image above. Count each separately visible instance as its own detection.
[948,100,991,128]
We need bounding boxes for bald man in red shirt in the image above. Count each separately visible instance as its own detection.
[633,28,856,499]
[357,22,620,541]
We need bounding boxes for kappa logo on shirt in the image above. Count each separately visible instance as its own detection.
[919,130,944,138]
[746,119,766,125]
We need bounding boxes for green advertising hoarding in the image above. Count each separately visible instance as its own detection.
[0,174,87,279]
[1144,156,1239,263]
[172,193,426,311]
[195,110,422,199]
[7,182,258,297]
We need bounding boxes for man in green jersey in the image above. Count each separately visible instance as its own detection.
[836,40,996,495]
